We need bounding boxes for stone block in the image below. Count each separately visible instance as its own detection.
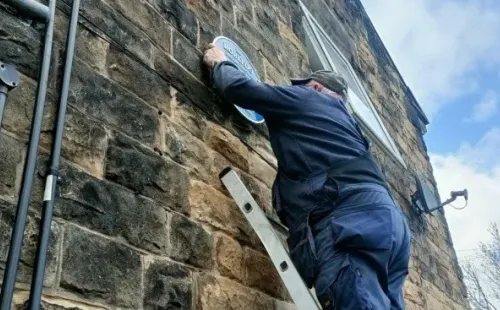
[61,225,142,308]
[0,9,43,80]
[2,74,56,141]
[143,259,193,309]
[206,124,250,171]
[169,213,214,269]
[0,134,24,196]
[105,134,190,213]
[54,13,110,74]
[264,59,289,86]
[238,171,273,214]
[172,29,203,81]
[153,48,224,123]
[248,151,276,188]
[404,281,425,306]
[58,107,108,177]
[164,121,213,183]
[152,0,198,45]
[243,246,288,300]
[54,162,168,254]
[235,12,284,66]
[104,0,171,53]
[233,0,256,22]
[13,291,108,309]
[189,180,255,244]
[214,233,244,282]
[218,0,234,23]
[171,90,209,139]
[69,60,159,144]
[254,5,280,42]
[62,0,153,65]
[246,132,277,169]
[198,20,218,49]
[0,201,61,287]
[196,274,274,310]
[185,0,221,32]
[106,46,172,115]
[221,18,264,77]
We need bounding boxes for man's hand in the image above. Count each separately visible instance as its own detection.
[203,43,227,69]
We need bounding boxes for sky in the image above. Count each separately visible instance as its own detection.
[362,0,500,303]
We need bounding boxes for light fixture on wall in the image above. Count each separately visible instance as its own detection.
[411,177,468,215]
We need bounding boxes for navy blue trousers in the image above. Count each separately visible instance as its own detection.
[313,189,411,310]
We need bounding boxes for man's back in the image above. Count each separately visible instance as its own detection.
[212,60,366,180]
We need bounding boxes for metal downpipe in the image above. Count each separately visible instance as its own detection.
[0,0,56,308]
[28,0,80,307]
[1,0,50,21]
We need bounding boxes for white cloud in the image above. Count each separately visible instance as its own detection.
[362,0,500,118]
[430,127,500,255]
[465,90,498,123]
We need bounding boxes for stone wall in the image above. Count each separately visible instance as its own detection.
[0,0,469,309]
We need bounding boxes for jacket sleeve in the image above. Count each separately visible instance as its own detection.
[211,60,304,118]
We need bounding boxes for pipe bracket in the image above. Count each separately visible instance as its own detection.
[0,62,21,90]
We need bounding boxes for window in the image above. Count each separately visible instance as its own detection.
[300,2,405,166]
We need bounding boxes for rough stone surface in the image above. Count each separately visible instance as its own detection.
[2,74,56,141]
[0,201,61,287]
[106,46,172,115]
[69,60,159,144]
[0,134,24,196]
[63,0,153,65]
[53,162,169,254]
[61,225,142,308]
[214,233,244,282]
[153,48,224,123]
[189,180,256,245]
[104,0,171,53]
[206,124,250,171]
[105,134,190,213]
[164,120,213,183]
[243,247,288,300]
[54,13,110,75]
[172,28,203,80]
[151,0,198,45]
[59,108,108,177]
[248,152,276,188]
[0,9,43,79]
[197,274,275,310]
[143,259,193,309]
[169,213,214,269]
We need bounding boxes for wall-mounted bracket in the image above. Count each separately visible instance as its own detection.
[0,62,21,125]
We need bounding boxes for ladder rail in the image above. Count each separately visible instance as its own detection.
[220,168,321,310]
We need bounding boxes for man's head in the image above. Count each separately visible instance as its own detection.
[291,70,348,102]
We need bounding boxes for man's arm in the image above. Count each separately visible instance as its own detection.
[204,44,303,119]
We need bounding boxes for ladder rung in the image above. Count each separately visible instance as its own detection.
[220,168,321,310]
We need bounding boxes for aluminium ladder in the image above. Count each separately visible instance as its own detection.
[219,168,322,310]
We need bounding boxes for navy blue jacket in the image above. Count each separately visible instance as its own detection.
[212,61,367,179]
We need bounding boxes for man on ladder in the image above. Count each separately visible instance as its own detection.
[203,44,411,310]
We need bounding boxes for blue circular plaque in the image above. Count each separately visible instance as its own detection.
[213,36,265,124]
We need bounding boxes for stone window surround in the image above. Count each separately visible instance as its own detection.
[299,1,407,168]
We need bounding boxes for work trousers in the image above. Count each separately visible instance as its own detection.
[313,190,411,310]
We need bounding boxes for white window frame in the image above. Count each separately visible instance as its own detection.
[299,1,406,167]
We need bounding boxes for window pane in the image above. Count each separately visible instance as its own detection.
[303,18,327,72]
[349,89,394,151]
[316,30,369,109]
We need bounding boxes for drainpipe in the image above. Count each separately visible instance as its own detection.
[28,0,80,308]
[0,0,56,308]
